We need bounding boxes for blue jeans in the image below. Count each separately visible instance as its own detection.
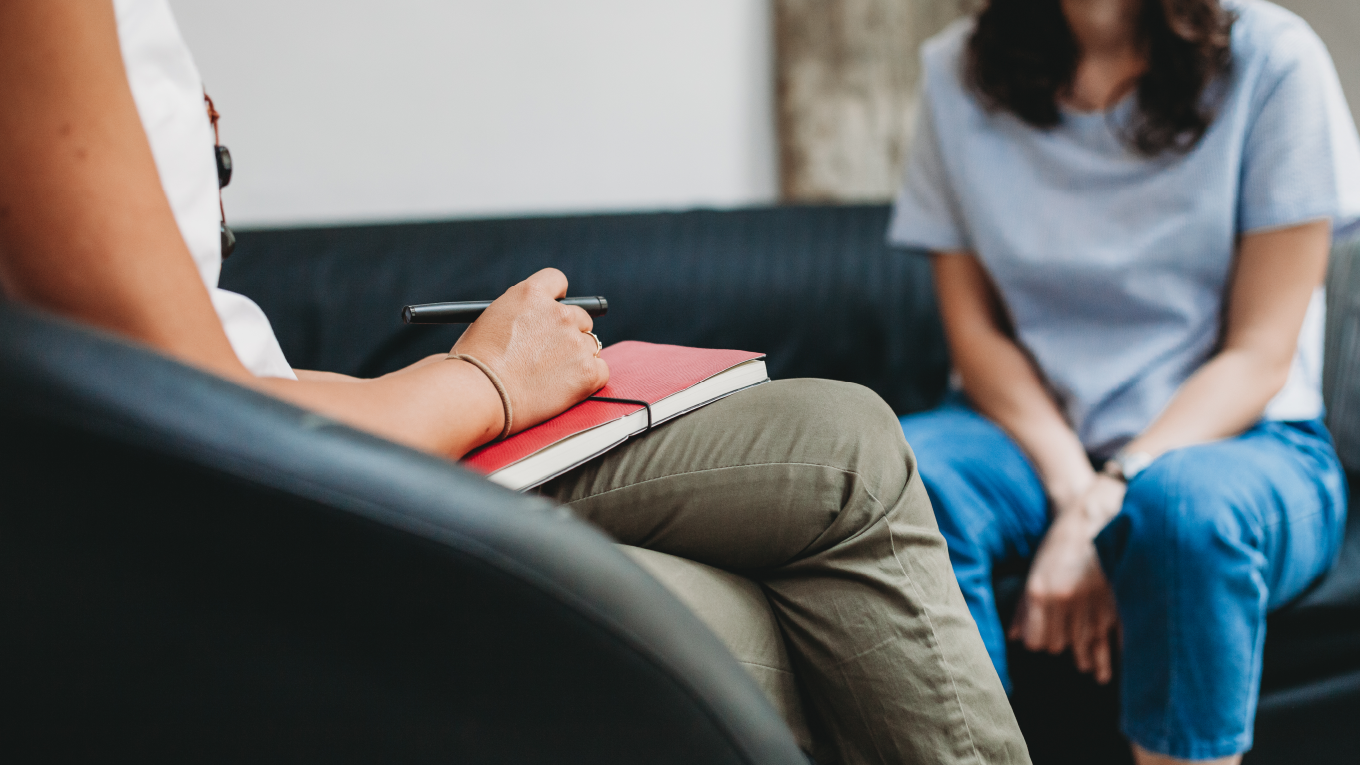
[900,397,1348,760]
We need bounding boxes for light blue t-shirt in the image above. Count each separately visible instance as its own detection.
[889,0,1360,457]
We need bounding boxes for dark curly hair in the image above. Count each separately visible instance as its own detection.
[966,0,1236,155]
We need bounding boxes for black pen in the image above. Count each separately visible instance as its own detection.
[402,296,608,324]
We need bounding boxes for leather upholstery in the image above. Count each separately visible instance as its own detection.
[0,301,807,764]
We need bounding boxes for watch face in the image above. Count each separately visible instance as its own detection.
[1118,451,1155,481]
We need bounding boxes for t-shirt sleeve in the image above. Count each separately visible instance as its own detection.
[887,93,970,252]
[1238,22,1360,235]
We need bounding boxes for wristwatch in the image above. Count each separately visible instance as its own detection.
[1102,449,1155,483]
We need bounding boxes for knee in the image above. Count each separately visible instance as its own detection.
[1101,450,1257,574]
[770,378,900,433]
[762,379,910,469]
[753,379,921,528]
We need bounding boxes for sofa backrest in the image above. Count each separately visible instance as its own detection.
[222,204,950,416]
[1324,237,1360,472]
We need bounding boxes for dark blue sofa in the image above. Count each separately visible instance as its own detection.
[217,204,1360,764]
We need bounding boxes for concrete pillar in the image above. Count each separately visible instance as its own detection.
[774,0,972,202]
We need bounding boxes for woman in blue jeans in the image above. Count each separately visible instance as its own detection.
[891,0,1360,763]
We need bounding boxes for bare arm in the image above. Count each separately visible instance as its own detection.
[933,252,1098,509]
[0,1,606,458]
[1123,221,1331,460]
[934,250,1118,671]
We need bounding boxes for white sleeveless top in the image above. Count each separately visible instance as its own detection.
[114,0,295,379]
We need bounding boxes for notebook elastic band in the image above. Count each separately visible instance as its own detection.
[586,396,653,433]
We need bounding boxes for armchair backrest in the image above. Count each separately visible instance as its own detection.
[0,301,805,764]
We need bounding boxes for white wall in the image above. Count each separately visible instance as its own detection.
[169,0,777,228]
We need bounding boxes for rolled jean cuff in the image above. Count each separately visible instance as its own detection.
[1123,723,1252,761]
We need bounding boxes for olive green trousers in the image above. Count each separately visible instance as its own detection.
[541,379,1029,765]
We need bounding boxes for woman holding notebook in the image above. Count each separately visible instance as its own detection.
[891,0,1360,763]
[0,2,1027,763]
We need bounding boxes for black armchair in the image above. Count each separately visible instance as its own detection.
[0,301,807,764]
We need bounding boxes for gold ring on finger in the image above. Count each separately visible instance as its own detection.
[584,330,602,357]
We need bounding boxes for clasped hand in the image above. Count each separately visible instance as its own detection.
[1009,474,1125,684]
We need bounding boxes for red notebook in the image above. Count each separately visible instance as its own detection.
[463,341,768,491]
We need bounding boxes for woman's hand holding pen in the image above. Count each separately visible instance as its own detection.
[451,268,610,439]
[1010,474,1124,685]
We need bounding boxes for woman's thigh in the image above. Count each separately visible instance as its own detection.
[1094,420,1348,757]
[543,380,1029,765]
[539,378,918,571]
[1097,419,1347,615]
